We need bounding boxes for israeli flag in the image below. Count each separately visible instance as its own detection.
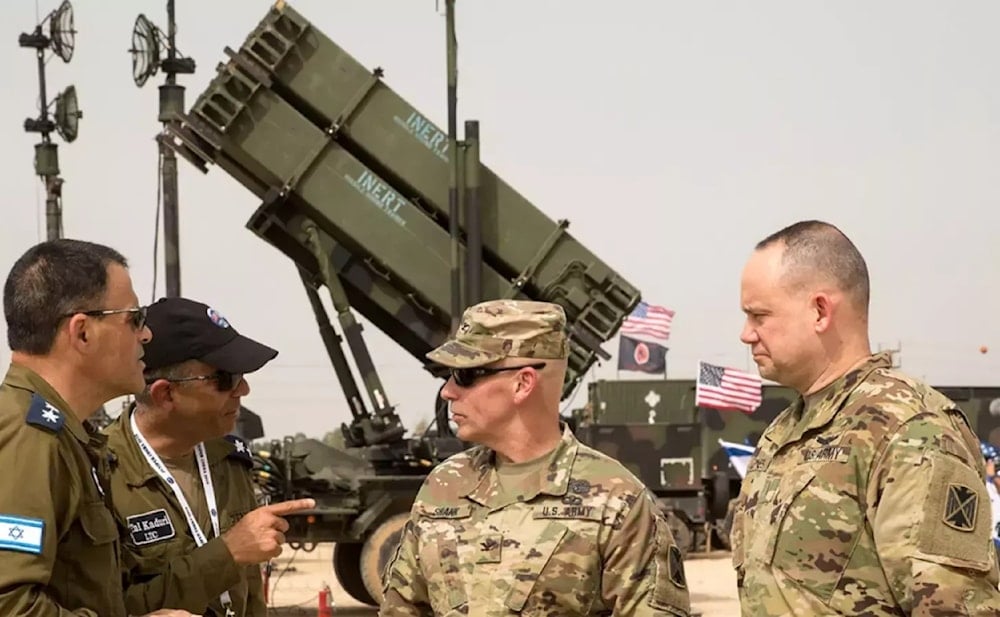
[719,439,756,479]
[0,515,44,554]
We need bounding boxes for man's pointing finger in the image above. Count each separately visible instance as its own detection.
[262,498,316,516]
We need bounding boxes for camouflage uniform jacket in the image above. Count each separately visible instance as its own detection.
[0,363,126,616]
[103,408,265,617]
[380,424,691,616]
[731,352,1000,615]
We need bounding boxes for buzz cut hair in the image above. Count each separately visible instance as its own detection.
[755,220,870,313]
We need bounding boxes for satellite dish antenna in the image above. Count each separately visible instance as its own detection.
[129,14,161,88]
[49,0,76,63]
[129,1,196,300]
[54,85,82,143]
[19,0,80,241]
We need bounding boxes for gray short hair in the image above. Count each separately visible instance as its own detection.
[756,220,870,313]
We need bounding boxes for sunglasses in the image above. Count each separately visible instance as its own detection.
[444,362,546,388]
[150,370,244,392]
[67,306,148,330]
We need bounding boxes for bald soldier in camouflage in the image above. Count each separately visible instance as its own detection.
[379,300,690,617]
[733,220,1000,615]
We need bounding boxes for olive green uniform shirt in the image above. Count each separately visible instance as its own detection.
[380,424,691,616]
[731,352,1000,615]
[0,363,126,616]
[104,407,265,617]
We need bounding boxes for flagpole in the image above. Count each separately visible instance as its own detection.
[616,337,620,379]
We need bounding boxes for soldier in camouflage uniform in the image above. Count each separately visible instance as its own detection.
[379,299,691,616]
[733,220,1000,615]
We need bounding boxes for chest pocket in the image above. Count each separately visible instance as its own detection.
[416,504,473,616]
[80,501,118,546]
[501,507,603,614]
[755,465,862,603]
[121,505,185,576]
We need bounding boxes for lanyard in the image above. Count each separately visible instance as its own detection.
[130,412,235,616]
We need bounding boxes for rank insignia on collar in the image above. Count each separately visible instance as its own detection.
[26,393,64,433]
[943,483,978,532]
[224,434,253,466]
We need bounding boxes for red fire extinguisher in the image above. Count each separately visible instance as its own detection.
[317,584,333,617]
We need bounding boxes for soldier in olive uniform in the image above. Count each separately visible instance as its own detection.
[103,297,316,617]
[0,239,193,617]
[733,220,1000,615]
[380,300,691,617]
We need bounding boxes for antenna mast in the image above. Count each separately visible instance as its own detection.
[445,0,461,330]
[19,0,80,241]
[442,0,483,328]
[129,1,196,298]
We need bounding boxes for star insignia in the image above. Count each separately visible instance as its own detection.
[26,394,65,433]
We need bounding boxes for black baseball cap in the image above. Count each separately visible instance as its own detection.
[142,297,278,374]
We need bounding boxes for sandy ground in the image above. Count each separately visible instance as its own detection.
[265,544,740,616]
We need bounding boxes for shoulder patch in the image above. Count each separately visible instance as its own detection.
[917,451,993,569]
[0,515,44,554]
[944,483,978,531]
[224,435,253,467]
[25,393,64,433]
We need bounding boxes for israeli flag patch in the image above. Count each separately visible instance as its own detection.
[0,515,44,554]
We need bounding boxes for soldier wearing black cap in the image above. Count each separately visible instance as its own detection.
[102,297,315,617]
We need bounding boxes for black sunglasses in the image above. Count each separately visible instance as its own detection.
[445,362,546,388]
[149,370,243,392]
[66,306,147,330]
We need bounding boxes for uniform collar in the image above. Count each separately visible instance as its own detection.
[461,423,578,508]
[2,362,99,447]
[766,351,894,448]
[105,403,241,487]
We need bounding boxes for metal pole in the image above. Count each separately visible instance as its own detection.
[34,44,63,241]
[161,0,181,297]
[446,0,462,329]
[463,120,481,305]
[45,176,62,240]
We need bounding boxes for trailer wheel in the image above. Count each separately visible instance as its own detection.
[333,542,375,606]
[360,513,410,607]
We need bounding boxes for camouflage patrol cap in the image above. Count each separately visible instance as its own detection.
[426,300,569,368]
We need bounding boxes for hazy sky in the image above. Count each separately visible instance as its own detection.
[1,0,998,439]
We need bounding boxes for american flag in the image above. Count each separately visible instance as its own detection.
[620,301,674,342]
[695,361,762,413]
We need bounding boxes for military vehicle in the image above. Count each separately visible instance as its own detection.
[576,378,1000,554]
[159,0,641,606]
[572,379,795,554]
[148,0,1000,600]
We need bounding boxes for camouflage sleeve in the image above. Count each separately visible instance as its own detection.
[121,537,243,614]
[869,416,1000,614]
[599,488,691,616]
[378,515,433,617]
[0,424,96,616]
